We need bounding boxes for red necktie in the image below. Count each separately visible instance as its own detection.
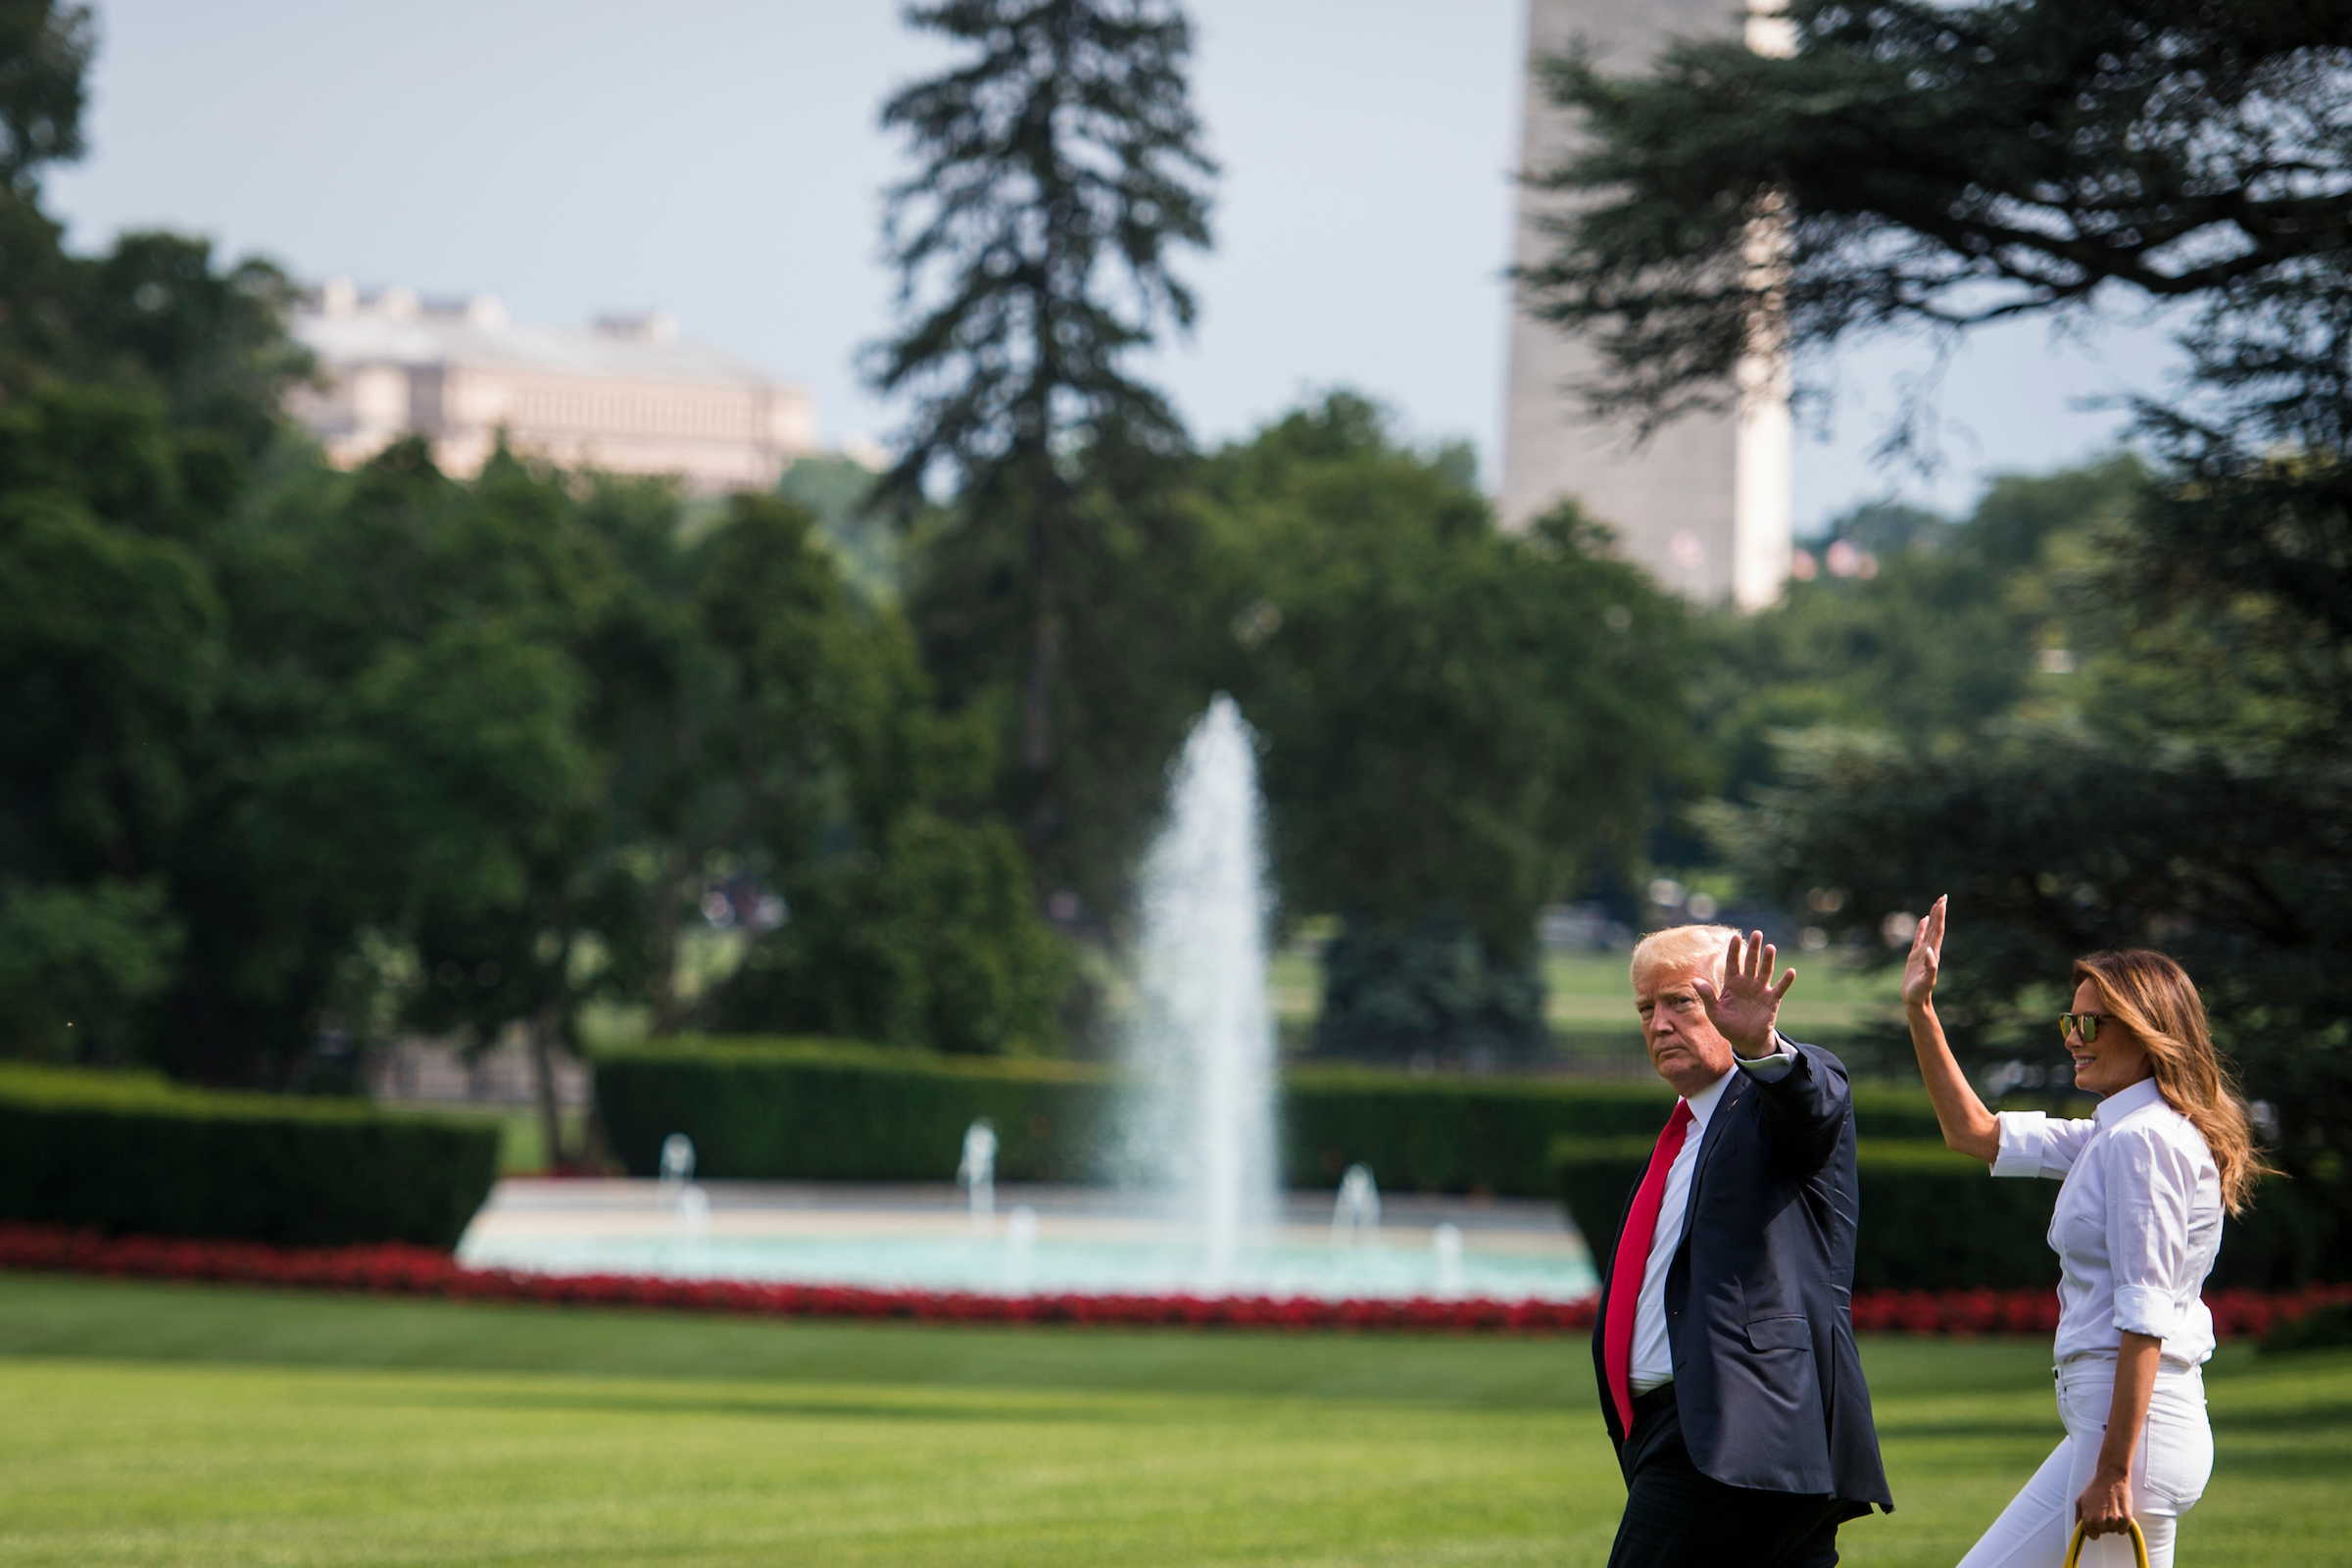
[1603,1099,1696,1435]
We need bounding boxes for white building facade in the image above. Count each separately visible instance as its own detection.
[1502,0,1794,610]
[288,279,815,494]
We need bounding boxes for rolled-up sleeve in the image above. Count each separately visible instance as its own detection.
[1993,1110,2092,1178]
[2108,1126,2197,1341]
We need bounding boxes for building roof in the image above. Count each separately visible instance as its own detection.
[292,281,798,392]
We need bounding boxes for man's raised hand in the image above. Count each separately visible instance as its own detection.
[1693,930,1795,1058]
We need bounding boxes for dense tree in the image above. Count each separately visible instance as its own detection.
[1696,459,2142,804]
[318,466,1067,1150]
[1519,0,2352,1251]
[0,0,90,390]
[867,0,1217,879]
[1207,395,1692,1057]
[0,387,219,1062]
[638,491,1066,1055]
[0,4,302,453]
[906,434,1229,929]
[0,9,1068,1103]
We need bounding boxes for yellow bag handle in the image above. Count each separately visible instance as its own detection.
[2063,1519,2150,1568]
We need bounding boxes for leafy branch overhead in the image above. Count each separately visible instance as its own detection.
[1529,0,2352,1247]
[1519,0,2352,430]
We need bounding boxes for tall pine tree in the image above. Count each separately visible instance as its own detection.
[866,0,1215,869]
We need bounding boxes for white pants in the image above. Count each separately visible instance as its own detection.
[1956,1357,2213,1568]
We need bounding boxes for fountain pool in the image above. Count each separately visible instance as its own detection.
[457,1179,1598,1302]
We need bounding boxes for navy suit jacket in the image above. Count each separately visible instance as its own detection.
[1589,1041,1892,1511]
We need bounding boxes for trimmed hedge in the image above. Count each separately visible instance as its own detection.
[1556,1133,2334,1291]
[596,1041,1109,1183]
[1283,1068,1673,1192]
[0,1065,499,1250]
[594,1038,1965,1197]
[1555,1136,2059,1291]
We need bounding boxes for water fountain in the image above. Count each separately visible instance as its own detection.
[658,1133,696,1194]
[458,702,1596,1302]
[1331,1164,1381,1245]
[957,1118,998,1232]
[1004,1204,1040,1294]
[1432,1222,1465,1299]
[1116,696,1279,1288]
[651,1132,709,1268]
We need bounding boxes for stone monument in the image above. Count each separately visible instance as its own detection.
[1501,0,1793,609]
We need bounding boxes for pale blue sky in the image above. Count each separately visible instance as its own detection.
[47,0,2182,531]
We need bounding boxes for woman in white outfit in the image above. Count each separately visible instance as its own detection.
[1899,898,2266,1566]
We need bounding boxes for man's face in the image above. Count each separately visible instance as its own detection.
[1635,963,1735,1098]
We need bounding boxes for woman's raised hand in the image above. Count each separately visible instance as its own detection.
[1901,896,1947,1012]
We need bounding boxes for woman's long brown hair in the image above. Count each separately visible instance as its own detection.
[2075,950,2270,1214]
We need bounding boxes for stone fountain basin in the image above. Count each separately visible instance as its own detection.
[459,1179,1598,1303]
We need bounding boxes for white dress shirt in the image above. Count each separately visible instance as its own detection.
[1993,1075,2223,1367]
[1629,1038,1797,1393]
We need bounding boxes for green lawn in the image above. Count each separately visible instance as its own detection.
[1544,950,1901,1034]
[0,1274,2342,1566]
[1268,944,1902,1057]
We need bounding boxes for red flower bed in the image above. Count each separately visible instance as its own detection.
[2,1223,2343,1338]
[1841,1283,2352,1339]
[0,1222,1595,1332]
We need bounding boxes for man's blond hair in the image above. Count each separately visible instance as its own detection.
[1629,923,1742,994]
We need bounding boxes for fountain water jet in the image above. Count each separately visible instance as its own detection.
[957,1118,998,1232]
[1331,1164,1381,1246]
[1432,1222,1465,1299]
[1116,696,1278,1288]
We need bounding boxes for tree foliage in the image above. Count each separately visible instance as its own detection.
[1696,460,2143,804]
[0,11,1067,1102]
[1521,0,2352,435]
[868,0,1216,863]
[1205,395,1692,1054]
[906,435,1228,922]
[0,0,87,192]
[1523,0,2352,1252]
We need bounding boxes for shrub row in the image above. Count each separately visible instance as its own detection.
[1555,1135,2335,1292]
[596,1038,1959,1197]
[595,1041,1112,1184]
[0,1065,500,1250]
[1555,1136,2062,1291]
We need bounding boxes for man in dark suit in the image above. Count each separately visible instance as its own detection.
[1591,925,1891,1568]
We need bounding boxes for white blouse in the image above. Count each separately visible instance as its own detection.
[1993,1076,2224,1367]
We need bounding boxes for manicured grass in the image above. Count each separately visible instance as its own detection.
[0,1274,2343,1566]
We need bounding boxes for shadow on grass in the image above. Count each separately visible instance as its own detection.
[2210,1401,2352,1437]
[1870,1417,2059,1442]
